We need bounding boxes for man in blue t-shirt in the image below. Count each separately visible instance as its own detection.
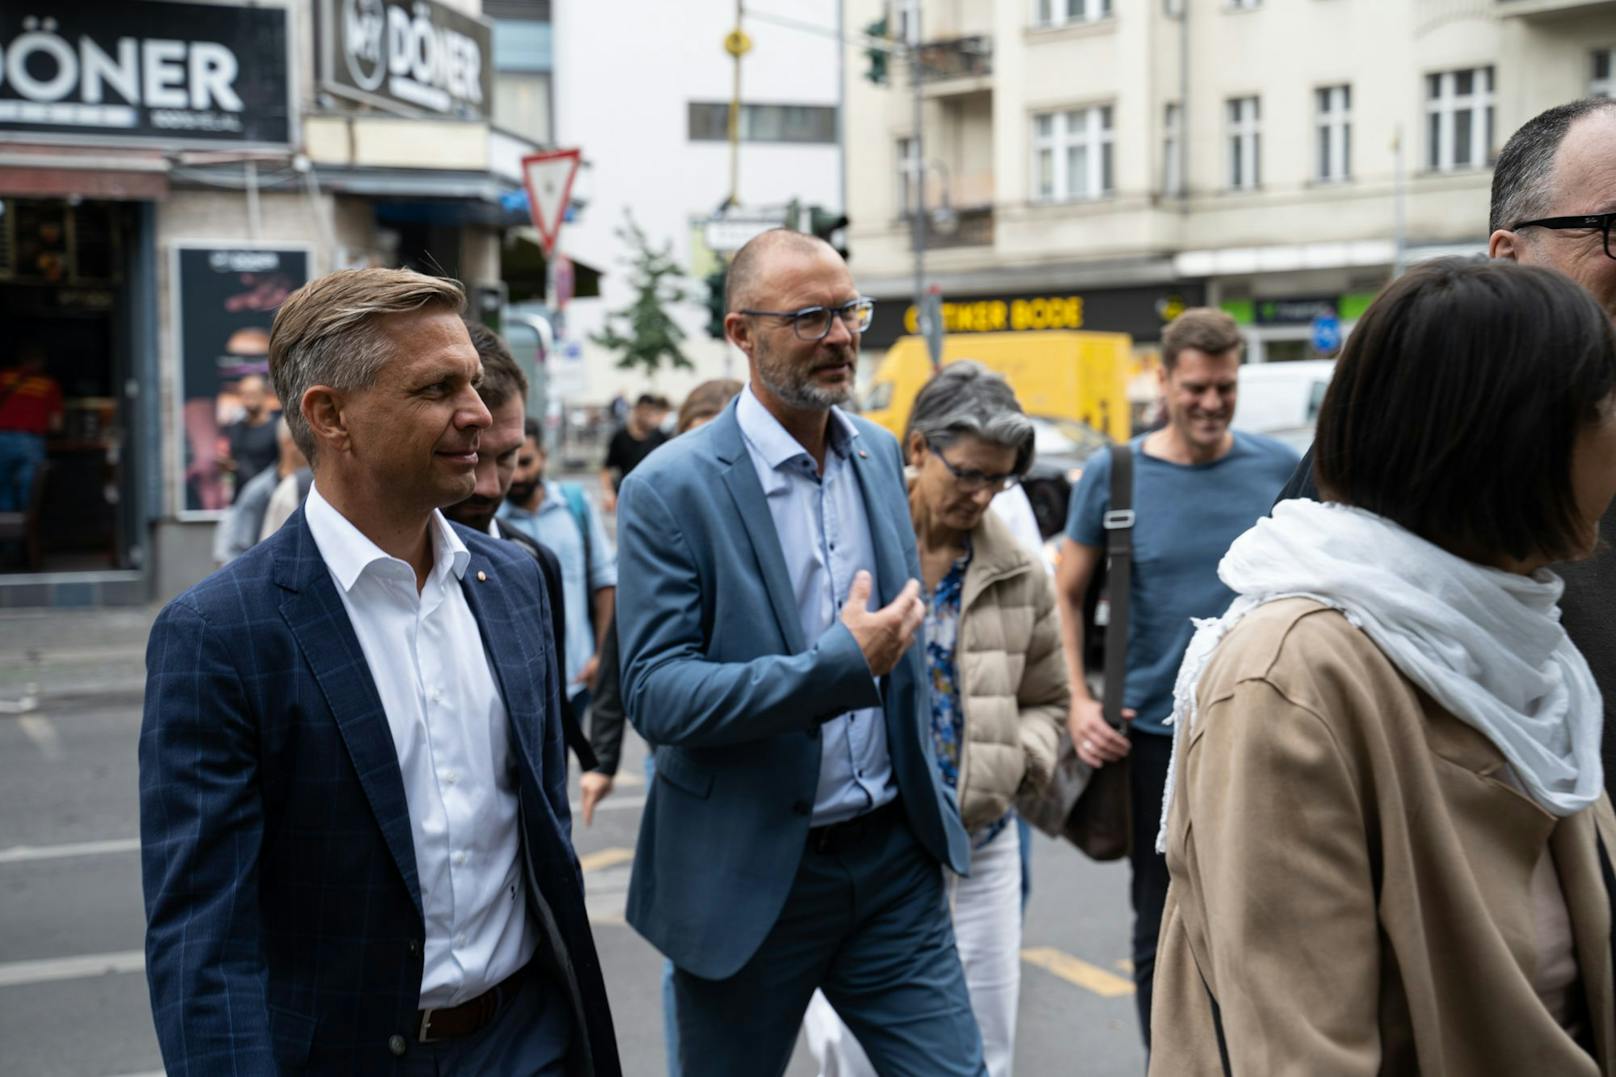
[1055,307,1298,1049]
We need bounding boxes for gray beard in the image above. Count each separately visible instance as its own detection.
[754,340,855,411]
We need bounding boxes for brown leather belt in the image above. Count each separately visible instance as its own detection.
[417,964,529,1043]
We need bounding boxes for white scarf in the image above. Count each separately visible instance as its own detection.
[1158,499,1604,853]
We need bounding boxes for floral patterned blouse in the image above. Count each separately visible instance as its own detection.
[924,539,1013,850]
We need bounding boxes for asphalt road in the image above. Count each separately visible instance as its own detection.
[0,610,1146,1076]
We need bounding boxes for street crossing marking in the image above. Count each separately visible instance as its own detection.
[1021,947,1135,998]
[579,847,634,873]
[0,837,140,864]
[0,948,144,989]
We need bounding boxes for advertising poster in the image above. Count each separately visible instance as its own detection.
[172,244,308,516]
[320,0,493,122]
[0,0,294,149]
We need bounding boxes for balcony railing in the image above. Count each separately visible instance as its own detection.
[912,35,993,83]
[907,206,995,250]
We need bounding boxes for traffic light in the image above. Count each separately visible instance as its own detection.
[808,207,850,263]
[705,265,728,339]
[864,17,889,85]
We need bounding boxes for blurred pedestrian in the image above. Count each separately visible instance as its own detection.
[804,362,1068,1076]
[500,422,616,760]
[1152,259,1616,1075]
[219,374,281,502]
[615,228,984,1076]
[0,343,62,513]
[1055,308,1298,1047]
[140,267,620,1076]
[443,324,596,773]
[212,417,305,565]
[257,464,312,541]
[600,393,668,513]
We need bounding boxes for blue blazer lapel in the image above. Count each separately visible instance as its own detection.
[273,511,422,917]
[846,436,912,606]
[712,406,808,654]
[457,549,545,785]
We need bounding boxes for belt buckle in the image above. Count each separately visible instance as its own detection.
[418,1008,438,1043]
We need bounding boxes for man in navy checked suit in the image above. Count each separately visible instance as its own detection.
[139,268,619,1076]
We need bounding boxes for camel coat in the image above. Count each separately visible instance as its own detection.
[1152,598,1616,1077]
[950,509,1069,832]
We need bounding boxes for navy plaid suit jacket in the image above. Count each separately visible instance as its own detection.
[139,509,620,1075]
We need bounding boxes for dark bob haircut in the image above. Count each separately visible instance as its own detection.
[1314,257,1616,565]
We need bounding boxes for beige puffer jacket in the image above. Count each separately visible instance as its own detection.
[950,509,1070,831]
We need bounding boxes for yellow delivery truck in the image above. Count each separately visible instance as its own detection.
[860,330,1133,442]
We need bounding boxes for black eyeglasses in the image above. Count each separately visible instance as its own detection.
[926,438,1021,494]
[1510,212,1616,260]
[738,297,875,341]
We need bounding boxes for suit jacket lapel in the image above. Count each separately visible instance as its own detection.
[274,512,422,916]
[457,549,545,785]
[712,407,808,654]
[847,438,909,607]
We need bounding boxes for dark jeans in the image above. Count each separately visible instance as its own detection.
[1128,728,1174,1051]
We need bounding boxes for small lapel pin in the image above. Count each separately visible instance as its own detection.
[476,571,488,582]
[857,450,869,459]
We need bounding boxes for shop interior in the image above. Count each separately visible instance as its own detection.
[0,197,138,574]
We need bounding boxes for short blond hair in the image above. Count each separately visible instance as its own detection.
[1161,307,1243,370]
[268,268,465,458]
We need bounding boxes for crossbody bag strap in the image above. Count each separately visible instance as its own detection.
[1101,442,1135,730]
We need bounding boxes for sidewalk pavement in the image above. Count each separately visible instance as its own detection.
[0,606,156,706]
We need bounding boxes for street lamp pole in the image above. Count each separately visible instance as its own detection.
[908,9,937,369]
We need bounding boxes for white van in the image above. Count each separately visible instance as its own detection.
[1234,359,1336,446]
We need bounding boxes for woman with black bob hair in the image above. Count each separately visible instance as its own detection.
[1150,258,1616,1075]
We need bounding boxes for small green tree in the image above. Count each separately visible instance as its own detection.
[590,213,694,375]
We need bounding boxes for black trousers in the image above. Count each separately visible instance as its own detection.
[1128,728,1174,1051]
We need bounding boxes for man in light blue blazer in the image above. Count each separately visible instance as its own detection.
[615,229,984,1076]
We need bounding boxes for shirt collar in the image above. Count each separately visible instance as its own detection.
[305,484,470,593]
[735,384,859,471]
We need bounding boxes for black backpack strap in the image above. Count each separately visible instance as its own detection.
[1101,443,1135,731]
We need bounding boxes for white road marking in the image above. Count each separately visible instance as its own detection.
[16,712,62,758]
[0,837,141,865]
[0,949,144,989]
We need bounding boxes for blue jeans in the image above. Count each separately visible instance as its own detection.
[0,431,44,513]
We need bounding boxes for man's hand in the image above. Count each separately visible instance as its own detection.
[601,488,617,515]
[573,655,601,691]
[579,771,614,827]
[841,571,924,678]
[1069,696,1133,769]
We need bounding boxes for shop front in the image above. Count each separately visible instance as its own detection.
[1219,292,1378,364]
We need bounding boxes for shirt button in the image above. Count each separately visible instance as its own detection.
[388,1034,408,1056]
[455,933,467,947]
[453,851,467,867]
[442,770,458,786]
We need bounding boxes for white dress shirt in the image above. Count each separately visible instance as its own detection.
[304,486,535,1008]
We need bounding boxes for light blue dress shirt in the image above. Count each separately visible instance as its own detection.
[498,484,617,700]
[735,387,897,826]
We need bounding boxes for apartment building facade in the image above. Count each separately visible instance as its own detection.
[845,0,1616,364]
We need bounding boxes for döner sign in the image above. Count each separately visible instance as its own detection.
[0,4,292,148]
[322,0,493,122]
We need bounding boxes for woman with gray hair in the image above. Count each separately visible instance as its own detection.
[805,362,1069,1077]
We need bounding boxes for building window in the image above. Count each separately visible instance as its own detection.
[688,103,839,144]
[1227,96,1261,191]
[1425,66,1495,172]
[1594,49,1614,98]
[1315,85,1351,182]
[1032,105,1115,202]
[895,0,920,44]
[897,136,922,213]
[1034,0,1113,28]
[1163,101,1182,196]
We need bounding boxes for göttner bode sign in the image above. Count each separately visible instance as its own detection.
[0,2,293,149]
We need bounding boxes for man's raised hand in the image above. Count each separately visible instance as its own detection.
[840,571,925,677]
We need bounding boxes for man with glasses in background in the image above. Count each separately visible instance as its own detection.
[613,228,985,1076]
[1056,308,1298,1050]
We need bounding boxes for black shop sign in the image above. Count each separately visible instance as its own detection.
[862,283,1208,350]
[0,1,293,149]
[320,0,494,122]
